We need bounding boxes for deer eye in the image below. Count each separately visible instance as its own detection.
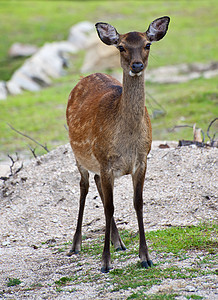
[117,45,125,52]
[145,43,151,50]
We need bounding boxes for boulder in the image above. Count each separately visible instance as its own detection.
[81,33,120,73]
[68,21,94,49]
[11,71,41,92]
[6,80,22,95]
[7,41,78,94]
[8,42,38,57]
[0,81,8,100]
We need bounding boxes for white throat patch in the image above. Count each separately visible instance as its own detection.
[129,70,142,77]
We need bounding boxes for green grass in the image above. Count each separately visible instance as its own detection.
[51,223,217,298]
[187,296,204,300]
[144,294,179,300]
[69,223,218,258]
[146,223,218,254]
[0,75,217,159]
[55,276,74,286]
[0,1,217,158]
[0,1,217,80]
[147,77,218,141]
[7,278,22,287]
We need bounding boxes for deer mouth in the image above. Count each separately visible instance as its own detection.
[129,70,142,77]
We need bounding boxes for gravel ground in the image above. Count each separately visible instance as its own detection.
[0,142,217,299]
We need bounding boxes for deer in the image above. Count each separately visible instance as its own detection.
[66,16,170,273]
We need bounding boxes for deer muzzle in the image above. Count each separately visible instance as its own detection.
[129,62,144,77]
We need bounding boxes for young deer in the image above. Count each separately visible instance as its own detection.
[66,16,170,273]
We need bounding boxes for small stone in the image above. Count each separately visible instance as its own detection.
[2,240,10,246]
[185,285,196,292]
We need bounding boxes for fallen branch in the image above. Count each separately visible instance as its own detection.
[7,123,49,153]
[8,153,23,176]
[178,140,205,147]
[28,145,37,158]
[207,118,217,146]
[170,124,205,142]
[0,153,23,181]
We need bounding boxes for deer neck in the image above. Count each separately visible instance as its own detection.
[120,71,145,125]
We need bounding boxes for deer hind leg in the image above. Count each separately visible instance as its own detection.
[98,170,115,273]
[94,174,126,251]
[67,161,89,256]
[132,162,153,268]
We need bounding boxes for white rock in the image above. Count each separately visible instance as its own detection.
[19,59,52,86]
[8,42,38,57]
[51,41,78,53]
[203,69,218,79]
[0,164,10,178]
[68,21,94,49]
[0,81,7,100]
[32,43,72,78]
[11,71,41,92]
[4,40,79,97]
[81,34,120,73]
[6,80,22,95]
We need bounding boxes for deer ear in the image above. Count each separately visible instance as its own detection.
[95,22,120,46]
[146,16,170,42]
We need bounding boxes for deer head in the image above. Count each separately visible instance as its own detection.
[96,16,170,77]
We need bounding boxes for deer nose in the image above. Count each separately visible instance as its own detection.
[131,62,144,73]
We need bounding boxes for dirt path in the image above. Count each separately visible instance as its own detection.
[0,142,217,299]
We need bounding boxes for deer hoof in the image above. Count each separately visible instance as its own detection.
[141,260,153,268]
[148,260,153,267]
[67,249,80,256]
[141,261,149,268]
[115,245,127,252]
[101,266,112,273]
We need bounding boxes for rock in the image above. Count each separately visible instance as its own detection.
[6,80,22,95]
[184,285,196,292]
[7,41,78,94]
[68,21,94,49]
[81,34,120,73]
[0,81,8,100]
[10,71,41,92]
[146,62,218,84]
[8,42,38,57]
[32,42,77,79]
[0,164,10,178]
[203,69,218,79]
[18,59,52,87]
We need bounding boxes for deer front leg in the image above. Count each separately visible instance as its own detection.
[94,174,126,251]
[68,164,89,256]
[132,162,153,268]
[100,170,114,273]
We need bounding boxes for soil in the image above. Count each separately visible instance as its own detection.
[0,142,217,299]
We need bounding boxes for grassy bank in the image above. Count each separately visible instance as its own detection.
[0,1,217,158]
[51,223,218,299]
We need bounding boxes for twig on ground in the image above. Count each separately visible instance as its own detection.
[8,153,23,176]
[7,123,49,153]
[28,146,37,159]
[0,153,23,181]
[170,124,205,142]
[207,118,217,146]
